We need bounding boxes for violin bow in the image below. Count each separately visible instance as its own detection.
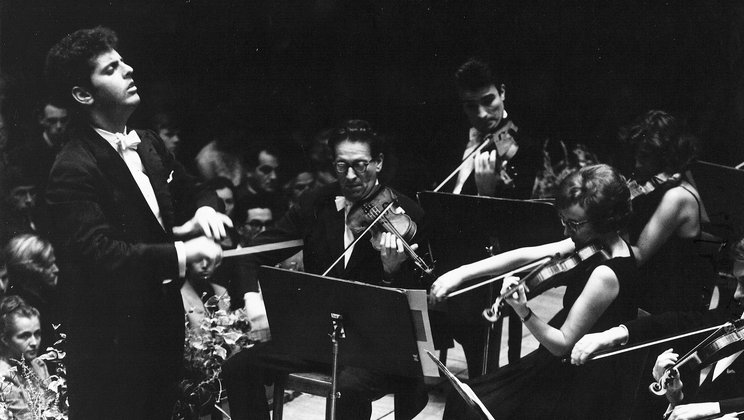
[588,323,729,361]
[433,134,494,192]
[222,239,305,258]
[321,201,396,277]
[447,255,554,298]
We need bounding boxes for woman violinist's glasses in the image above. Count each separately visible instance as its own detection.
[559,216,591,231]
[333,160,375,174]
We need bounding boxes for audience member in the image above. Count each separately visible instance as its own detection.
[181,258,230,331]
[237,143,288,220]
[237,204,273,247]
[284,170,317,209]
[10,99,69,191]
[195,129,246,188]
[0,295,49,420]
[4,234,60,346]
[149,112,181,155]
[0,168,48,247]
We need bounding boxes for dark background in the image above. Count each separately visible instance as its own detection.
[3,0,744,195]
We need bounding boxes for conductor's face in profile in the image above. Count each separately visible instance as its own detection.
[333,140,383,204]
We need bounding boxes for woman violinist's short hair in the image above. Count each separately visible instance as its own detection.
[0,296,39,340]
[327,120,384,160]
[557,164,631,234]
[625,110,698,175]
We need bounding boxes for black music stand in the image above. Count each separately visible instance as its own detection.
[259,266,433,419]
[417,191,564,371]
[688,160,744,244]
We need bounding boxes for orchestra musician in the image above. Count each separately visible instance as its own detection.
[431,164,639,419]
[571,236,744,420]
[221,119,429,420]
[43,27,229,420]
[624,110,713,315]
[436,57,544,376]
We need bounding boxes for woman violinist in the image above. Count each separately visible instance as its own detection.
[624,110,713,314]
[431,164,639,420]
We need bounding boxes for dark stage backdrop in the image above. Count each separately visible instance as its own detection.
[2,0,744,196]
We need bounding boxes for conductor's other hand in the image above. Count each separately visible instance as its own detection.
[173,206,234,240]
[184,236,223,271]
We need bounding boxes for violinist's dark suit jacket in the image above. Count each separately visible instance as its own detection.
[46,125,219,420]
[622,305,744,419]
[235,182,426,293]
[227,182,428,420]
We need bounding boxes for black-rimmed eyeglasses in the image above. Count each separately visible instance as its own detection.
[333,160,375,174]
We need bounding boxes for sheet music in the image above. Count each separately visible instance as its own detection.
[402,289,438,377]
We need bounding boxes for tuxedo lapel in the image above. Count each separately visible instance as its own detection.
[81,127,165,234]
[134,131,174,231]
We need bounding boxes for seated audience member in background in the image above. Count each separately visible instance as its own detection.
[204,177,239,249]
[0,254,8,296]
[238,143,288,220]
[285,169,317,209]
[0,168,48,247]
[181,258,229,331]
[10,99,69,193]
[4,234,60,343]
[431,164,638,420]
[195,128,246,188]
[0,296,50,420]
[237,203,273,247]
[149,112,181,156]
[624,110,713,315]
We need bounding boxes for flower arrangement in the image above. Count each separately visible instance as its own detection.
[174,294,262,420]
[0,334,67,420]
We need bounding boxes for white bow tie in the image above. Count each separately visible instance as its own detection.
[115,131,141,153]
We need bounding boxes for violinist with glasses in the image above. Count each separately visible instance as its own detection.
[222,119,429,420]
[431,164,640,419]
[572,237,744,420]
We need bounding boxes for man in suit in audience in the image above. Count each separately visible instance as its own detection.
[44,26,230,420]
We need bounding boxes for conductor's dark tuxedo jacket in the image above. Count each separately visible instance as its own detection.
[45,125,219,413]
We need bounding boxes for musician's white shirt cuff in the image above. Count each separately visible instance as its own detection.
[617,324,630,345]
[175,241,186,278]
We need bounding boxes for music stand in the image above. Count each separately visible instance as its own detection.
[417,191,564,370]
[688,160,744,244]
[259,265,436,369]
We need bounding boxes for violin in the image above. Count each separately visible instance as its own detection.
[627,172,682,200]
[649,319,744,396]
[433,120,519,193]
[482,243,610,322]
[341,186,435,279]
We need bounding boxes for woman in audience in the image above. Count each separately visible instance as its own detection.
[4,234,60,342]
[0,295,49,420]
[431,164,638,419]
[181,258,230,330]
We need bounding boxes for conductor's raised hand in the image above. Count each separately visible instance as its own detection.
[173,206,233,240]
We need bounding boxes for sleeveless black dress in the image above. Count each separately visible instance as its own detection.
[443,250,639,420]
[628,182,714,314]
